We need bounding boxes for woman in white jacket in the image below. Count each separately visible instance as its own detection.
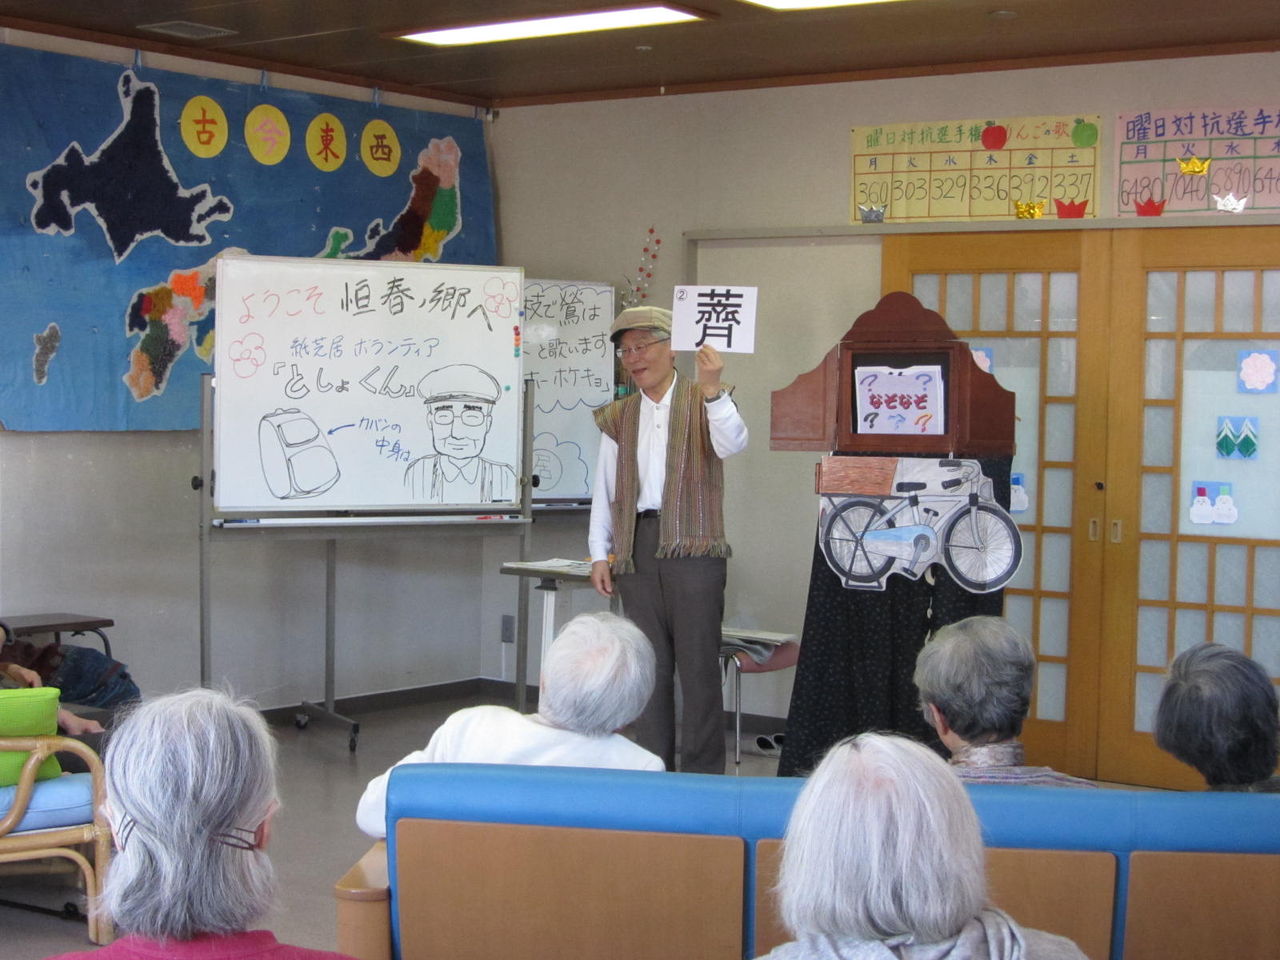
[759,733,1086,960]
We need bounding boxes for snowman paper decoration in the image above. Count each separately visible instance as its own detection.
[1212,489,1239,524]
[1009,474,1030,514]
[1189,487,1215,524]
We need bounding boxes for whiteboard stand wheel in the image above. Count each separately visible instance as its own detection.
[348,729,360,753]
[294,713,310,730]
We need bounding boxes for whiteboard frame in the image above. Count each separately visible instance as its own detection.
[212,254,524,513]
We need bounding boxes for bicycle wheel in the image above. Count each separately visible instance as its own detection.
[822,498,894,584]
[941,503,1023,592]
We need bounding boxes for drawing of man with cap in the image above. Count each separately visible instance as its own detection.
[404,363,516,503]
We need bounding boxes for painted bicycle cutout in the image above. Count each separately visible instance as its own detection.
[819,457,1021,593]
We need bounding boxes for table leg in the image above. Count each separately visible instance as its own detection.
[298,538,360,751]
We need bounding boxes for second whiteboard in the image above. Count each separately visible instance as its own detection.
[523,279,615,502]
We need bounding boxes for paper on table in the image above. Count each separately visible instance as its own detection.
[502,558,594,576]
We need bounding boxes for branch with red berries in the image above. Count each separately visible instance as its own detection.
[619,226,661,308]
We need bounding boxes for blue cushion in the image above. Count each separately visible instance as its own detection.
[0,772,94,832]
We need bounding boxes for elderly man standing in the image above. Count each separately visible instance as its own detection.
[356,612,662,838]
[589,305,748,774]
[914,616,1094,788]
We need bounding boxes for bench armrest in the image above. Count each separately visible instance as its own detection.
[334,842,391,960]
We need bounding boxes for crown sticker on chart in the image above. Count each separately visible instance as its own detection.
[1135,197,1167,217]
[1177,156,1210,175]
[1214,192,1247,213]
[1015,200,1045,219]
[1053,199,1089,218]
[858,203,887,223]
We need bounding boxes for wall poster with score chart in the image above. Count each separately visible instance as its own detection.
[214,254,524,512]
[1115,106,1280,217]
[522,279,615,502]
[851,114,1100,223]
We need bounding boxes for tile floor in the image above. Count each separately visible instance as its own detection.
[4,694,781,959]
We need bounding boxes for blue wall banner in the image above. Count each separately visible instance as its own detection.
[1,45,497,431]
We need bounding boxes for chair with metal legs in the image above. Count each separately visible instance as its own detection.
[719,629,799,765]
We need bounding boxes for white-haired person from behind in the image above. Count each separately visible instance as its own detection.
[914,616,1094,788]
[46,688,357,960]
[759,733,1086,960]
[356,611,663,838]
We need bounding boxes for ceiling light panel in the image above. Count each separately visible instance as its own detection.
[399,5,704,47]
[739,0,911,9]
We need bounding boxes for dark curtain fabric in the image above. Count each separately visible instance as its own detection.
[777,456,1012,778]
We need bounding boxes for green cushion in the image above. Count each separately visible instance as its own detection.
[0,686,63,786]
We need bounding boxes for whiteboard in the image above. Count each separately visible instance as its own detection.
[214,254,524,512]
[523,279,615,502]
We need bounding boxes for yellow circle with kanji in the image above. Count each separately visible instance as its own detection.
[360,119,401,178]
[306,113,347,172]
[180,96,228,158]
[244,105,291,166]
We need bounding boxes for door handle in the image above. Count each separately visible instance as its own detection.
[1110,519,1123,543]
[1088,518,1100,541]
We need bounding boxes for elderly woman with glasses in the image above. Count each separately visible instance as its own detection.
[759,733,1086,960]
[48,688,355,960]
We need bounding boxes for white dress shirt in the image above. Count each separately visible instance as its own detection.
[355,705,663,838]
[588,371,748,562]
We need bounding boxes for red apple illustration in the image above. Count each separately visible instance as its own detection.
[1071,118,1099,147]
[981,121,1008,151]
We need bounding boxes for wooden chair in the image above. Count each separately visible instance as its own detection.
[0,734,113,944]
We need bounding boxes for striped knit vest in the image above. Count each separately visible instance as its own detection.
[594,378,731,575]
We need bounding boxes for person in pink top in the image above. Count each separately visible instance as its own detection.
[45,688,355,960]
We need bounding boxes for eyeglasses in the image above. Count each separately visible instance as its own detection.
[615,336,670,360]
[431,407,488,426]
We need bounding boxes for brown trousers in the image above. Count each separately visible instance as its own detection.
[617,515,727,774]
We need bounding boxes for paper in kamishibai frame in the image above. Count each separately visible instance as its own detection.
[671,285,758,353]
[854,364,945,436]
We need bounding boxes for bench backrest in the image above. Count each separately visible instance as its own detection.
[1123,851,1280,959]
[383,766,1280,960]
[394,819,744,959]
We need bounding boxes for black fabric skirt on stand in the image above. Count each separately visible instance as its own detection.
[777,456,1011,778]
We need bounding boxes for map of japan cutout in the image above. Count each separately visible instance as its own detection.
[12,52,481,427]
[851,114,1101,224]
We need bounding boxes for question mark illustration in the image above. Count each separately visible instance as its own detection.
[916,372,933,386]
[889,413,907,429]
[863,412,879,428]
[860,373,879,388]
[915,413,933,433]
